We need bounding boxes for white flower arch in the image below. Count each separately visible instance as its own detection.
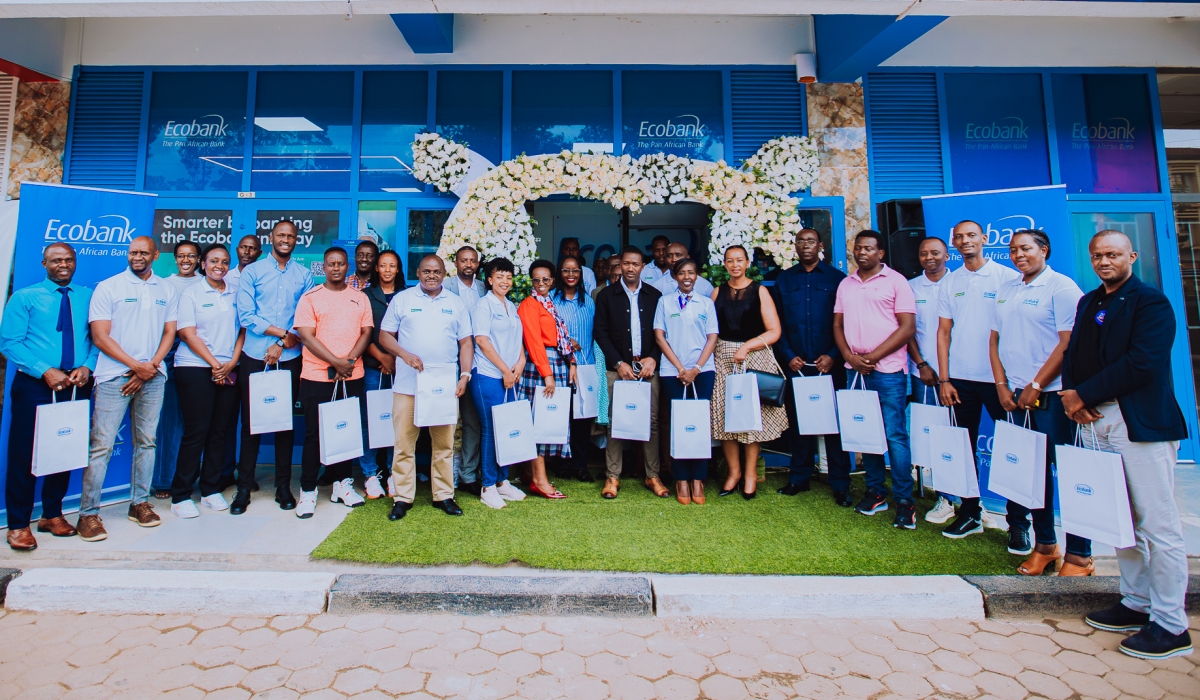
[409,133,819,274]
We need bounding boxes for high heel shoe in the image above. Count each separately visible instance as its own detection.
[527,482,567,500]
[691,480,706,505]
[675,481,691,505]
[1017,548,1060,576]
[1058,559,1095,576]
[741,489,756,500]
[719,478,740,497]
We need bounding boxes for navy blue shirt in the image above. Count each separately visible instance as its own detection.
[771,261,846,368]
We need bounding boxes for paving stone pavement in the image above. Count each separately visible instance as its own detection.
[1,607,1198,700]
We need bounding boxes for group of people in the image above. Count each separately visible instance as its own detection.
[1,219,1191,659]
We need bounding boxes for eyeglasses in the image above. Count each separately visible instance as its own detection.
[175,253,198,261]
[531,277,554,286]
[797,240,821,248]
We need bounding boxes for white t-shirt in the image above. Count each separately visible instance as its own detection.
[908,271,946,376]
[652,292,719,377]
[380,285,473,395]
[990,266,1083,393]
[175,279,240,368]
[470,292,523,380]
[653,273,715,298]
[89,269,179,384]
[937,259,1020,383]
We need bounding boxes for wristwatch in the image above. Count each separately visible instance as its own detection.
[274,338,285,348]
[460,371,472,381]
[916,361,929,370]
[1030,381,1043,391]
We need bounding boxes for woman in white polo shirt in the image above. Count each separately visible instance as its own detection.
[989,229,1092,576]
[170,243,246,518]
[469,257,530,510]
[654,257,720,505]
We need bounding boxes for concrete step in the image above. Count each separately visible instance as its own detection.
[329,573,654,617]
[964,574,1200,618]
[652,574,985,619]
[4,567,336,615]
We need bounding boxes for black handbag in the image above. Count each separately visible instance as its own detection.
[747,368,786,407]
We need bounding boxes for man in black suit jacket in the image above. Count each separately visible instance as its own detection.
[594,246,664,499]
[1062,230,1192,660]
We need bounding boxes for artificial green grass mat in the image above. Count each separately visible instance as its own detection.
[312,472,1022,575]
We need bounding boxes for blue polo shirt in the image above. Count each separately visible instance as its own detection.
[0,277,99,378]
[235,253,314,362]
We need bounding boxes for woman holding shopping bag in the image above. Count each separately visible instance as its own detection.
[551,255,598,482]
[655,257,720,505]
[988,229,1093,575]
[359,250,405,498]
[710,245,785,499]
[469,257,530,509]
[516,260,574,500]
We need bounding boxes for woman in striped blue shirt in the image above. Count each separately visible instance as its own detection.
[552,255,598,482]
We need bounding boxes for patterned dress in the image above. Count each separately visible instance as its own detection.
[710,282,788,443]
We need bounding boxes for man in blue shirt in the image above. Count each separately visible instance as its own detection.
[1,243,98,550]
[771,228,853,505]
[234,220,315,514]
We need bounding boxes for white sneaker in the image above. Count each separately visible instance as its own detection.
[386,475,397,497]
[171,500,200,519]
[201,493,229,511]
[924,496,956,524]
[480,486,507,510]
[331,478,365,507]
[496,480,526,501]
[296,490,317,519]
[982,510,1008,531]
[364,476,385,500]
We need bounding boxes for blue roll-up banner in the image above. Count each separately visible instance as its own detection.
[0,183,158,522]
[920,184,1072,509]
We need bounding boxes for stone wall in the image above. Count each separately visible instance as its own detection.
[6,80,70,200]
[806,82,870,271]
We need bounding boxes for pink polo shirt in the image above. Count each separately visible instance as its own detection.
[833,264,917,374]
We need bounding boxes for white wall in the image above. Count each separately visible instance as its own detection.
[0,17,81,79]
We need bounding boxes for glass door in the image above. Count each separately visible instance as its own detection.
[397,199,456,286]
[233,198,351,283]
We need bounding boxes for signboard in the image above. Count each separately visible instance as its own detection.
[255,209,340,281]
[150,209,234,277]
[622,71,724,161]
[944,73,1052,193]
[1052,73,1160,194]
[0,183,157,520]
[144,72,247,192]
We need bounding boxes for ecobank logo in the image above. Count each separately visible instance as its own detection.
[1072,117,1135,143]
[638,115,707,139]
[163,114,230,139]
[965,117,1029,141]
[43,214,136,245]
[983,214,1040,247]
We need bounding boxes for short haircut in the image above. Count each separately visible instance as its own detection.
[919,236,948,252]
[953,219,983,232]
[1092,229,1132,247]
[272,219,298,234]
[455,245,478,258]
[44,242,75,258]
[200,243,229,262]
[1012,229,1052,259]
[723,244,749,260]
[370,250,404,288]
[672,257,699,277]
[651,235,671,247]
[482,257,515,292]
[238,234,260,247]
[559,237,580,250]
[796,228,821,239]
[355,239,379,253]
[620,245,645,261]
[854,230,885,249]
[528,259,557,278]
[174,240,202,257]
[324,246,348,260]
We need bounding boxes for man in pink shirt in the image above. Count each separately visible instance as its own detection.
[833,230,919,529]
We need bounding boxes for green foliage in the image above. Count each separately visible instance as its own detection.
[507,273,532,304]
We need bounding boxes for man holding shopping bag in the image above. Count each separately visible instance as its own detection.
[379,254,474,521]
[2,243,99,550]
[1061,231,1191,660]
[832,231,918,528]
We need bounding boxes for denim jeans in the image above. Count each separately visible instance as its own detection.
[151,363,183,492]
[910,382,960,506]
[358,367,394,480]
[470,369,509,488]
[1003,391,1092,558]
[81,373,166,516]
[785,365,851,493]
[661,372,715,481]
[853,370,913,504]
[947,378,1007,519]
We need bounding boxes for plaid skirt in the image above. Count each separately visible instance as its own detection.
[517,346,573,458]
[711,340,789,444]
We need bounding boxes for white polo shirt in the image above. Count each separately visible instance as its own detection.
[470,292,523,380]
[381,285,472,395]
[175,279,240,368]
[990,266,1083,392]
[444,275,485,312]
[908,271,946,376]
[224,265,242,296]
[653,292,719,377]
[89,269,179,384]
[653,273,715,299]
[641,264,670,285]
[937,259,1020,383]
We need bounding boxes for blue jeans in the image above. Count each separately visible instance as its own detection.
[661,372,715,481]
[81,373,166,516]
[151,363,183,492]
[1003,391,1092,558]
[910,382,960,506]
[854,370,913,504]
[470,369,509,488]
[359,367,394,480]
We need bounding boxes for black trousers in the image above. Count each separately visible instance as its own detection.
[300,377,364,493]
[172,366,240,503]
[785,365,852,493]
[948,378,1007,519]
[238,355,302,492]
[5,371,94,530]
[569,412,593,474]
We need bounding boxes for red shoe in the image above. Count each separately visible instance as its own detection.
[528,482,567,499]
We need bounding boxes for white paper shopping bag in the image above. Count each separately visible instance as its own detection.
[909,401,951,468]
[724,367,762,434]
[365,373,395,449]
[533,387,571,445]
[671,383,712,460]
[988,415,1047,509]
[1057,425,1135,549]
[611,380,652,441]
[249,364,293,435]
[319,381,364,465]
[836,374,886,455]
[792,373,838,435]
[927,420,979,498]
[32,388,90,477]
[415,365,459,427]
[572,364,599,419]
[493,389,537,466]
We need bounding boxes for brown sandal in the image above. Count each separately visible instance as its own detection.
[1058,559,1095,576]
[1017,548,1061,576]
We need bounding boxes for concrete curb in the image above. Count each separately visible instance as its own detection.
[329,574,654,617]
[0,568,20,605]
[4,568,336,615]
[963,574,1200,618]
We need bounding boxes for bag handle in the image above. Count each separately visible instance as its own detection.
[849,372,865,391]
[504,385,517,403]
[1074,422,1101,451]
[684,381,699,400]
[330,379,348,401]
[1022,411,1032,430]
[49,386,78,404]
[802,361,827,377]
[948,405,958,428]
[377,372,394,391]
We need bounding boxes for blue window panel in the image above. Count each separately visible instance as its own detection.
[865,72,944,198]
[252,71,353,191]
[944,73,1051,193]
[1053,73,1160,194]
[511,70,613,156]
[622,71,724,161]
[145,72,247,192]
[730,70,805,166]
[66,71,144,189]
[436,71,502,164]
[360,71,428,194]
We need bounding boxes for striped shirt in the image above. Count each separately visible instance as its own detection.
[551,288,595,365]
